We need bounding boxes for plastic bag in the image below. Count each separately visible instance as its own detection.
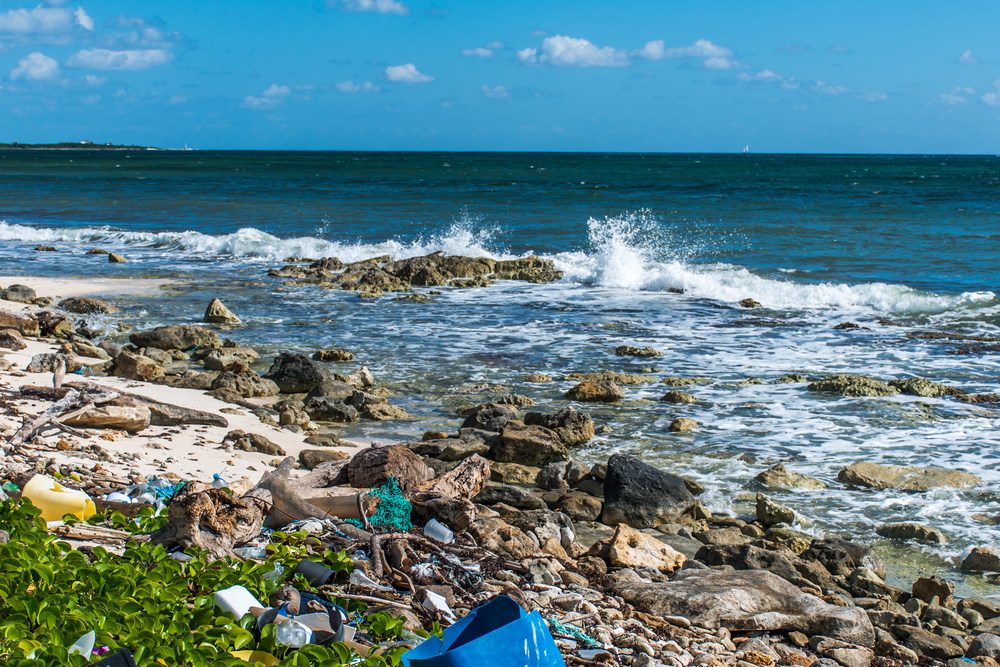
[402,595,566,667]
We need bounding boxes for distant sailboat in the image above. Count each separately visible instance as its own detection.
[743,145,750,154]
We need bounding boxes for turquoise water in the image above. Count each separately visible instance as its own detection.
[0,150,998,591]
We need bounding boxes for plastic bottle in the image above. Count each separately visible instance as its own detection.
[212,474,228,489]
[424,518,454,543]
[21,474,96,522]
[275,616,311,648]
[68,630,95,657]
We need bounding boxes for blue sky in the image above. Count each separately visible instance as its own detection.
[0,0,998,152]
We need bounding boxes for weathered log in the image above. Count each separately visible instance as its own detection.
[414,454,490,500]
[63,405,151,433]
[145,483,264,560]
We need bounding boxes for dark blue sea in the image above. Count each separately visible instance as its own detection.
[1,150,998,590]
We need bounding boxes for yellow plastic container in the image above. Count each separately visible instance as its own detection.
[231,651,279,665]
[21,474,96,522]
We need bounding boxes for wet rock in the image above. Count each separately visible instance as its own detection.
[0,328,26,351]
[108,252,127,263]
[304,378,356,401]
[473,483,546,510]
[489,462,540,486]
[86,248,109,255]
[111,349,164,381]
[263,352,330,393]
[669,417,699,432]
[210,370,279,397]
[838,462,980,492]
[1,284,36,303]
[313,348,354,362]
[888,377,962,398]
[876,523,948,544]
[491,420,569,466]
[342,366,374,389]
[661,390,698,404]
[962,547,1000,573]
[467,518,535,559]
[130,325,221,351]
[616,569,875,647]
[608,524,686,572]
[303,397,359,422]
[766,528,814,554]
[772,373,812,384]
[358,403,408,421]
[59,296,118,314]
[601,453,698,528]
[968,634,1000,660]
[739,298,762,308]
[802,539,887,580]
[754,463,827,490]
[202,348,260,371]
[566,380,625,402]
[808,375,899,397]
[523,373,552,383]
[298,449,350,470]
[847,568,909,604]
[524,406,595,446]
[204,298,240,324]
[163,370,215,390]
[662,376,712,387]
[36,311,73,337]
[565,370,657,386]
[0,309,40,336]
[890,626,964,660]
[343,445,434,491]
[496,394,533,408]
[756,494,796,527]
[223,430,286,456]
[615,345,663,357]
[460,404,517,432]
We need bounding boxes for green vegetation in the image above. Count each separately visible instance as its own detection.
[0,499,417,666]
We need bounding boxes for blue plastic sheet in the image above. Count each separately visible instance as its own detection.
[402,596,566,667]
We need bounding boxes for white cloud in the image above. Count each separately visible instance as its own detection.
[337,0,409,15]
[84,74,106,86]
[336,80,379,93]
[933,86,975,105]
[9,51,59,80]
[703,56,741,70]
[80,93,99,104]
[484,41,504,50]
[462,47,493,57]
[856,90,887,102]
[637,38,732,60]
[518,35,629,67]
[982,80,1000,106]
[385,63,433,83]
[66,48,174,71]
[262,83,290,97]
[169,95,186,104]
[738,69,783,82]
[482,85,509,99]
[99,16,190,50]
[73,6,93,31]
[0,5,90,35]
[813,80,850,95]
[240,95,280,110]
[957,49,981,65]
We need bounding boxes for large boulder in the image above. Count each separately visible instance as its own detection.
[491,420,569,466]
[343,445,434,491]
[565,380,625,402]
[1,284,36,303]
[210,370,279,398]
[838,462,980,492]
[523,406,595,446]
[202,348,259,371]
[130,325,220,351]
[601,453,698,528]
[204,298,240,324]
[801,539,887,580]
[460,404,516,432]
[608,524,686,572]
[467,518,535,559]
[753,463,827,490]
[263,352,329,393]
[111,349,164,382]
[616,569,875,647]
[303,397,358,422]
[305,378,357,401]
[59,296,117,314]
[808,375,899,397]
[0,309,39,337]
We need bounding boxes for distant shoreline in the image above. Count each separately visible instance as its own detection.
[0,143,157,150]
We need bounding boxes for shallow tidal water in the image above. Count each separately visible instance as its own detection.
[0,150,998,594]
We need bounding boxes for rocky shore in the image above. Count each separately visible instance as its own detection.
[1,260,999,667]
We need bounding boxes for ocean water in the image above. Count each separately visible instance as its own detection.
[1,150,998,592]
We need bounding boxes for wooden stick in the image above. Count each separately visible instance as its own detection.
[317,587,411,609]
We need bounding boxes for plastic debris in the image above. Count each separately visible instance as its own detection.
[403,595,566,667]
[68,630,95,658]
[547,616,600,649]
[423,518,454,543]
[346,476,411,531]
[213,585,262,619]
[22,474,96,522]
[275,616,312,648]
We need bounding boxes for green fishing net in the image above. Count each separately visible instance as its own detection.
[345,476,412,531]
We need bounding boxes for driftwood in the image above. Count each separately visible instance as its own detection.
[145,483,265,560]
[20,383,229,428]
[8,387,120,445]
